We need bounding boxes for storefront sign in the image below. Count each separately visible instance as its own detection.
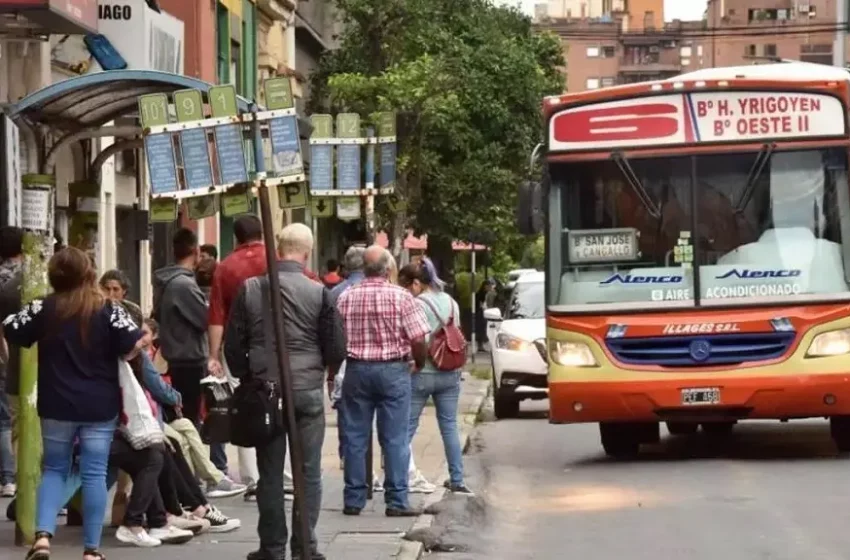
[568,228,639,263]
[550,91,846,152]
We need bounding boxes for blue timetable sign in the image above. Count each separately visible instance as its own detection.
[310,145,333,191]
[144,134,179,194]
[214,124,248,185]
[337,144,360,191]
[179,128,213,190]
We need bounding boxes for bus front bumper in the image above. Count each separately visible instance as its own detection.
[548,374,850,424]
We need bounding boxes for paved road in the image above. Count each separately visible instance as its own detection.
[426,400,850,560]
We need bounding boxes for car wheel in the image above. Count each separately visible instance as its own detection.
[494,393,520,419]
[830,416,850,453]
[666,421,699,436]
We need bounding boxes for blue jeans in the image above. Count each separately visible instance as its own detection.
[210,442,228,475]
[0,386,14,485]
[342,360,411,510]
[409,371,465,486]
[38,418,116,550]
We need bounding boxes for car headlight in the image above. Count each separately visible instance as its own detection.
[548,340,598,367]
[807,329,850,357]
[496,333,530,352]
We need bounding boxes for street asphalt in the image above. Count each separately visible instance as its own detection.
[425,399,850,560]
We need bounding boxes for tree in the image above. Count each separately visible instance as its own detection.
[310,0,563,268]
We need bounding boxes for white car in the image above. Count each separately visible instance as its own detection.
[484,271,547,419]
[504,268,538,292]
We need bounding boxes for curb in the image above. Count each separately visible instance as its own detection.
[395,375,491,560]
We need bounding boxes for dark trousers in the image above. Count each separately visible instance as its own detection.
[109,436,167,529]
[210,442,228,474]
[161,437,207,515]
[256,388,325,559]
[342,360,411,511]
[169,364,206,426]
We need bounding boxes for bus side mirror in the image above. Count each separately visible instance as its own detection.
[517,181,544,235]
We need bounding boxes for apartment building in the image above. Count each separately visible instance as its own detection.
[535,0,664,30]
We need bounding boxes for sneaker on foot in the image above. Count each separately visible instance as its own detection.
[116,526,161,547]
[148,525,194,545]
[168,513,209,534]
[409,471,436,494]
[206,477,247,499]
[372,478,384,493]
[448,483,475,496]
[243,483,257,502]
[1,483,15,497]
[203,505,241,533]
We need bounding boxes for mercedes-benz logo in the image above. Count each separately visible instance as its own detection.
[689,339,712,362]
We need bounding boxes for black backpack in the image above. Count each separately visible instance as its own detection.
[227,277,286,448]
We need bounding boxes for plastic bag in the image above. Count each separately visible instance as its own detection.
[118,360,165,450]
[200,376,233,444]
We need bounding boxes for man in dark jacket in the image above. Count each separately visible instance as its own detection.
[224,223,346,560]
[153,228,208,425]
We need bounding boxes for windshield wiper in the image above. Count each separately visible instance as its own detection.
[611,152,661,219]
[734,143,774,213]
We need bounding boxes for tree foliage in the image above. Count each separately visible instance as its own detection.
[310,0,564,261]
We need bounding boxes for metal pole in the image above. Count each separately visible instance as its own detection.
[470,246,477,363]
[835,0,847,69]
[250,103,311,560]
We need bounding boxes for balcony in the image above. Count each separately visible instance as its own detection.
[619,54,680,74]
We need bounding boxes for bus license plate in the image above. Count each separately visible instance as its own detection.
[681,387,720,406]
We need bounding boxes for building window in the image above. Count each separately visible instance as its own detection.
[749,8,778,21]
[216,4,229,84]
[602,46,616,58]
[763,44,777,57]
[681,58,691,66]
[586,78,600,90]
[801,43,832,65]
[680,46,692,57]
[643,11,654,29]
[231,40,242,94]
[777,8,791,19]
[697,45,704,56]
[586,46,599,57]
[600,77,616,87]
[744,44,757,57]
[602,0,613,14]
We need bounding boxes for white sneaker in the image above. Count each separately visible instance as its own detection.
[1,483,16,497]
[372,478,384,493]
[116,526,162,547]
[148,525,194,545]
[168,512,210,534]
[203,505,241,533]
[206,477,247,499]
[409,471,436,494]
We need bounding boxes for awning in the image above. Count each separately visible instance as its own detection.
[375,231,488,252]
[10,70,256,132]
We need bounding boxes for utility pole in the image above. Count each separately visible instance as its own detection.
[835,0,847,69]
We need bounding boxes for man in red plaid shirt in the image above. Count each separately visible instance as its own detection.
[335,245,430,517]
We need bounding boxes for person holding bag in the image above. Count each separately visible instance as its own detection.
[397,258,473,496]
[0,247,145,560]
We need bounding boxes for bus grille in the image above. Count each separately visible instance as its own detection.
[605,332,796,367]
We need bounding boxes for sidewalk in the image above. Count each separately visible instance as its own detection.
[0,371,490,560]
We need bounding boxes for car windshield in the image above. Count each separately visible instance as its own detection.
[546,148,850,310]
[508,280,545,319]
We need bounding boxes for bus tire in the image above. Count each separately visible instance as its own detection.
[494,394,520,420]
[702,421,735,436]
[666,421,699,436]
[599,422,641,459]
[830,416,850,452]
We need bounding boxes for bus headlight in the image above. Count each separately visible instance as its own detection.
[548,340,598,367]
[807,329,850,357]
[496,333,529,352]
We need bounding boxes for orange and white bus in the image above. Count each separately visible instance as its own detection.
[526,61,850,457]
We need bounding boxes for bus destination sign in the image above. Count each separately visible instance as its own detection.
[549,91,846,152]
[568,228,640,264]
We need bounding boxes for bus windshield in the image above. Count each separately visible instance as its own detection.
[547,148,850,311]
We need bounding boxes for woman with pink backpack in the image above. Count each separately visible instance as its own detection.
[397,258,473,496]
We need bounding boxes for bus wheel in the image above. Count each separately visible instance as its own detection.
[666,421,699,436]
[493,393,520,420]
[599,422,641,459]
[830,416,850,452]
[702,421,735,436]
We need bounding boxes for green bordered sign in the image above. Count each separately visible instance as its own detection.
[264,77,294,110]
[377,111,397,137]
[174,89,205,122]
[209,84,239,118]
[311,197,334,218]
[336,113,360,139]
[279,182,307,209]
[139,93,169,128]
[222,191,252,217]
[336,196,361,221]
[150,198,178,222]
[311,114,333,139]
[187,195,218,220]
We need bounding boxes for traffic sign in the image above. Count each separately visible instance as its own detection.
[264,77,294,110]
[385,193,407,213]
[311,197,334,218]
[222,191,252,217]
[279,182,307,209]
[336,197,361,221]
